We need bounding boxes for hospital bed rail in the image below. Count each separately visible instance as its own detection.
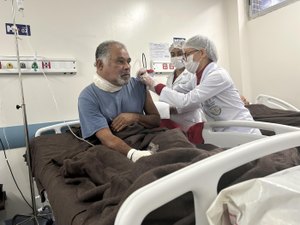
[115,130,300,225]
[34,119,300,148]
[256,94,300,111]
[35,120,80,137]
[203,120,300,148]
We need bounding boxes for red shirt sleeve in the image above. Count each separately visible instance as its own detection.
[154,84,166,95]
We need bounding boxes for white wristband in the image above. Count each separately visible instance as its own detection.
[127,148,136,160]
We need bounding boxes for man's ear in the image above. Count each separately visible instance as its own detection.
[96,59,104,70]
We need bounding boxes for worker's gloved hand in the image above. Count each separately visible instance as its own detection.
[136,68,148,78]
[127,149,153,162]
[137,68,157,92]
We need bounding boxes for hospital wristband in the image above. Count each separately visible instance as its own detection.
[127,148,137,160]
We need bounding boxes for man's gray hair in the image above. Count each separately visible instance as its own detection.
[95,40,126,61]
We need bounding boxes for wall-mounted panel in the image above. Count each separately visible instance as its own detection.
[0,56,76,75]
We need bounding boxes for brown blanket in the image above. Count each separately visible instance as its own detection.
[30,123,300,225]
[246,104,300,127]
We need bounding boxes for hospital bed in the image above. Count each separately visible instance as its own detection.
[30,120,300,225]
[115,129,300,225]
[155,93,300,129]
[255,94,300,111]
[155,94,300,115]
[153,99,300,139]
[245,94,300,128]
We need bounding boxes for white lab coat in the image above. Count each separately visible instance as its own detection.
[160,62,260,134]
[166,69,196,93]
[164,69,203,131]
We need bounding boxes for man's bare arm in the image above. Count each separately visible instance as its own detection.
[111,91,160,132]
[96,127,131,155]
[139,90,161,128]
[95,127,153,162]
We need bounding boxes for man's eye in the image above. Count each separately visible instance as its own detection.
[117,60,125,64]
[116,59,130,65]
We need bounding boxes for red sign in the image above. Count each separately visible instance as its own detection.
[169,63,174,70]
[42,61,51,69]
[162,63,168,70]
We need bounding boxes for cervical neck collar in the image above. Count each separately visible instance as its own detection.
[93,74,122,92]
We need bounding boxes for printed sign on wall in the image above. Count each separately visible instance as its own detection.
[149,43,170,62]
[5,23,31,36]
[173,37,186,43]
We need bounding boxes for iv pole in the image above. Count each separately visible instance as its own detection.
[10,0,52,224]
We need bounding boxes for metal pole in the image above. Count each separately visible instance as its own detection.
[11,0,38,224]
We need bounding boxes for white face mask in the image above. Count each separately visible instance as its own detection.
[170,56,185,69]
[184,54,199,74]
[93,74,122,92]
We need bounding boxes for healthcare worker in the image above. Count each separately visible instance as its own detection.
[163,41,203,131]
[139,35,260,134]
[166,41,195,92]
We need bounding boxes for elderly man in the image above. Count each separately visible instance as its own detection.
[139,35,260,134]
[78,40,160,162]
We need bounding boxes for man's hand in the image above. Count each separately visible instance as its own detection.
[111,113,139,132]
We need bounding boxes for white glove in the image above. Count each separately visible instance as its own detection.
[127,149,153,162]
[136,68,157,92]
[136,68,148,78]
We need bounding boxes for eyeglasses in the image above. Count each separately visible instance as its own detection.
[183,49,199,60]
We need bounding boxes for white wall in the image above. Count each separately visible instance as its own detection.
[0,0,230,128]
[225,0,300,107]
[226,0,253,98]
[2,0,299,127]
[234,0,300,106]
